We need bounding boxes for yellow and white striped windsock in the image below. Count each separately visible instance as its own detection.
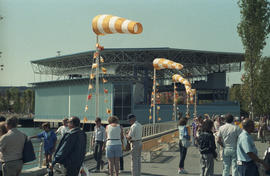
[153,58,184,70]
[190,89,196,104]
[172,74,192,94]
[92,15,143,35]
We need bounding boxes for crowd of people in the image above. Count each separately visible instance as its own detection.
[178,114,270,176]
[0,114,142,176]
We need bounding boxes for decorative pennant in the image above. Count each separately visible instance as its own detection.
[103,78,108,83]
[87,93,92,100]
[100,57,104,63]
[101,67,107,74]
[104,89,108,94]
[93,52,99,59]
[90,74,95,79]
[84,105,88,112]
[88,84,93,90]
[106,109,111,114]
[92,63,98,69]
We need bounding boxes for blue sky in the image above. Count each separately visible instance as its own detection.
[0,0,269,86]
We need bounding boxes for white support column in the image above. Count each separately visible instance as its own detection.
[153,68,156,124]
[173,82,177,121]
[95,36,100,118]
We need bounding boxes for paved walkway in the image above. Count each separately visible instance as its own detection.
[87,141,268,176]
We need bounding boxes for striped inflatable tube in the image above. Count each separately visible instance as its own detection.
[172,74,191,94]
[92,15,143,35]
[153,58,183,70]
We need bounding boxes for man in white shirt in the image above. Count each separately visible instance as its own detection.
[217,114,242,176]
[126,114,142,176]
[56,118,69,138]
[92,117,106,173]
[0,117,25,176]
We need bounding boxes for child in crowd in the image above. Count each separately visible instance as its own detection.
[198,119,217,176]
[31,123,57,167]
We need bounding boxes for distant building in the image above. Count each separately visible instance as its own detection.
[30,47,244,124]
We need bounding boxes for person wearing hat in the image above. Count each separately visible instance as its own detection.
[126,114,142,176]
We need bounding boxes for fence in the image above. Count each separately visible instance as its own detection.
[26,121,178,170]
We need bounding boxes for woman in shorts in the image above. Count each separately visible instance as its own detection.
[106,116,123,176]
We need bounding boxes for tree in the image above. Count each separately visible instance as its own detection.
[237,0,270,118]
[10,88,21,113]
[257,57,270,115]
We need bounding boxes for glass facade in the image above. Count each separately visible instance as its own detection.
[113,84,132,120]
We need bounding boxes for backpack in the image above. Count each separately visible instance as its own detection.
[22,136,36,163]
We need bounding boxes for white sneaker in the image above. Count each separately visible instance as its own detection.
[178,169,188,174]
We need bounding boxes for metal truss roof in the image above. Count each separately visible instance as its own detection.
[31,47,244,80]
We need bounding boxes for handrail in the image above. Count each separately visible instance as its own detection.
[27,121,177,169]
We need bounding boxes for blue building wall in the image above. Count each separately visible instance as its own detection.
[34,81,240,124]
[133,102,240,124]
[35,82,113,122]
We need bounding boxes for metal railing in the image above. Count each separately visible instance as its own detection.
[28,121,177,169]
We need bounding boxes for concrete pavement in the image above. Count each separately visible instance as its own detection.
[88,141,268,176]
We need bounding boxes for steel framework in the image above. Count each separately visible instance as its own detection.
[31,47,244,83]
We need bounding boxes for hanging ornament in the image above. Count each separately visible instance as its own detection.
[92,63,98,69]
[149,116,152,120]
[101,67,107,74]
[104,89,108,94]
[103,78,108,83]
[83,117,88,123]
[93,52,99,59]
[87,93,92,100]
[158,117,162,121]
[88,84,93,90]
[96,43,104,51]
[100,57,104,63]
[104,99,108,103]
[85,105,88,112]
[106,109,112,114]
[149,109,151,113]
[90,74,95,79]
[157,106,160,110]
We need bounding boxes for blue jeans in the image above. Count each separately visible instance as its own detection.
[223,147,238,176]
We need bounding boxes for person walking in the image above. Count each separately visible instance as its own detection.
[178,117,190,174]
[198,119,217,176]
[31,122,57,167]
[0,122,7,176]
[237,119,269,176]
[258,117,267,143]
[51,116,86,176]
[106,116,123,176]
[56,118,69,138]
[126,114,142,176]
[92,117,106,173]
[0,117,25,176]
[217,114,242,176]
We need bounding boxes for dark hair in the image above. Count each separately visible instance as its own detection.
[242,119,254,130]
[42,122,50,129]
[95,117,101,123]
[0,122,7,135]
[179,118,187,126]
[70,116,80,127]
[225,114,234,123]
[0,116,6,122]
[6,116,18,128]
[201,119,214,133]
[108,116,119,124]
